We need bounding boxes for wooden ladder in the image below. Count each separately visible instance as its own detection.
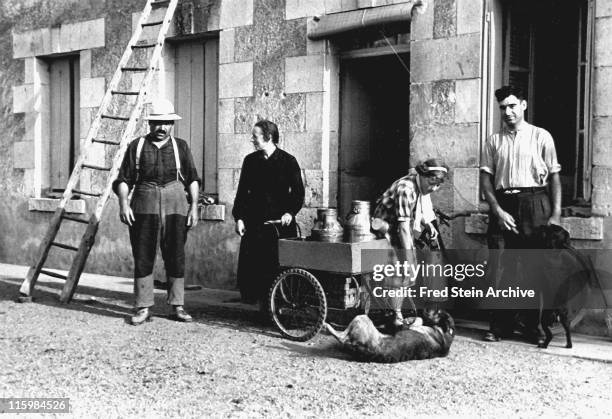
[19,0,180,303]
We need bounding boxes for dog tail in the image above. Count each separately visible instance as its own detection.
[324,322,348,344]
[565,246,610,308]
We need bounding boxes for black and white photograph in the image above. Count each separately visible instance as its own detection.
[1,0,612,416]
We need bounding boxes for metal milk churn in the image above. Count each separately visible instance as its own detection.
[311,208,344,242]
[343,200,376,242]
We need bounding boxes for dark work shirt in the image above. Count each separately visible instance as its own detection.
[112,135,201,192]
[232,148,305,225]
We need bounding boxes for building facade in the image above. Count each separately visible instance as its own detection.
[2,0,611,330]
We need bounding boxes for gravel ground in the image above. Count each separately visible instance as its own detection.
[1,277,612,418]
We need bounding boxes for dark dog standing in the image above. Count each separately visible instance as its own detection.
[533,224,593,349]
[325,309,455,363]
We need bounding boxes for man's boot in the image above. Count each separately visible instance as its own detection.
[131,308,152,325]
[171,306,193,322]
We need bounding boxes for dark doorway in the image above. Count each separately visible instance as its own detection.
[339,53,411,216]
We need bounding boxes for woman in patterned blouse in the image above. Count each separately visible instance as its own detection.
[372,158,449,325]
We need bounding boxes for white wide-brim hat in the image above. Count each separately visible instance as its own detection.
[146,98,181,121]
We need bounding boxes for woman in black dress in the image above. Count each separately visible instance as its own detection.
[233,120,305,304]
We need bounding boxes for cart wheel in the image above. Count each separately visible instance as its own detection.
[269,268,327,341]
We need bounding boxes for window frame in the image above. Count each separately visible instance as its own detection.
[494,0,594,205]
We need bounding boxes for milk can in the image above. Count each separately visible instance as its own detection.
[343,200,377,242]
[310,208,343,242]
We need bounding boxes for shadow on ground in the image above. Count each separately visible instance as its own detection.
[0,277,280,338]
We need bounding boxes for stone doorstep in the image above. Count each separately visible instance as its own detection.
[455,318,612,363]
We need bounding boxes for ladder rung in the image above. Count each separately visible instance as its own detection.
[92,139,121,146]
[72,189,102,197]
[82,163,111,171]
[121,67,149,72]
[62,215,89,224]
[40,269,67,280]
[132,43,157,49]
[111,90,139,96]
[142,20,164,27]
[151,0,170,6]
[51,241,79,252]
[102,114,130,121]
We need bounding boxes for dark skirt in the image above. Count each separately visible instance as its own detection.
[237,221,298,302]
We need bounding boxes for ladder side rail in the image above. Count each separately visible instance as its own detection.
[19,208,64,295]
[60,0,180,302]
[57,0,157,210]
[60,218,98,302]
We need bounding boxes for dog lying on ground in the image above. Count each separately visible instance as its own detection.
[324,309,455,363]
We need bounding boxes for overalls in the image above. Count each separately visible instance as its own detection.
[129,137,189,308]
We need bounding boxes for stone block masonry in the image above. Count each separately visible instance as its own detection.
[285,55,325,93]
[219,0,254,29]
[219,62,254,98]
[410,33,481,82]
[12,18,105,59]
[285,0,326,20]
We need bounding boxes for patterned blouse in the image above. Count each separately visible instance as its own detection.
[374,171,419,223]
[374,169,436,241]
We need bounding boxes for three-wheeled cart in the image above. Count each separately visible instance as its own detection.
[268,237,395,341]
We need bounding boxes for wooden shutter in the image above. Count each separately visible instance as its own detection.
[574,0,594,201]
[49,56,79,191]
[203,39,218,194]
[175,38,219,194]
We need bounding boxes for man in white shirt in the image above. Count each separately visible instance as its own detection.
[480,85,562,342]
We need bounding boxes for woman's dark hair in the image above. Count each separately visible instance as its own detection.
[415,158,449,179]
[495,85,526,102]
[254,119,279,144]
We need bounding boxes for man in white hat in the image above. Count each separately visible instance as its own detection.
[113,98,200,325]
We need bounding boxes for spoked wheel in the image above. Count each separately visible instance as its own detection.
[269,268,327,341]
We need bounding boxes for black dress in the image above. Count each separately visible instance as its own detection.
[232,148,305,302]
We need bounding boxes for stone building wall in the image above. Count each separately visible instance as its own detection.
[409,0,484,250]
[1,0,612,321]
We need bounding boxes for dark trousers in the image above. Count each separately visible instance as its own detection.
[237,222,297,302]
[489,189,551,336]
[129,213,188,307]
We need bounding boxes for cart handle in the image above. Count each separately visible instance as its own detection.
[264,219,303,239]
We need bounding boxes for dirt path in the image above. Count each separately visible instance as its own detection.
[1,277,611,418]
